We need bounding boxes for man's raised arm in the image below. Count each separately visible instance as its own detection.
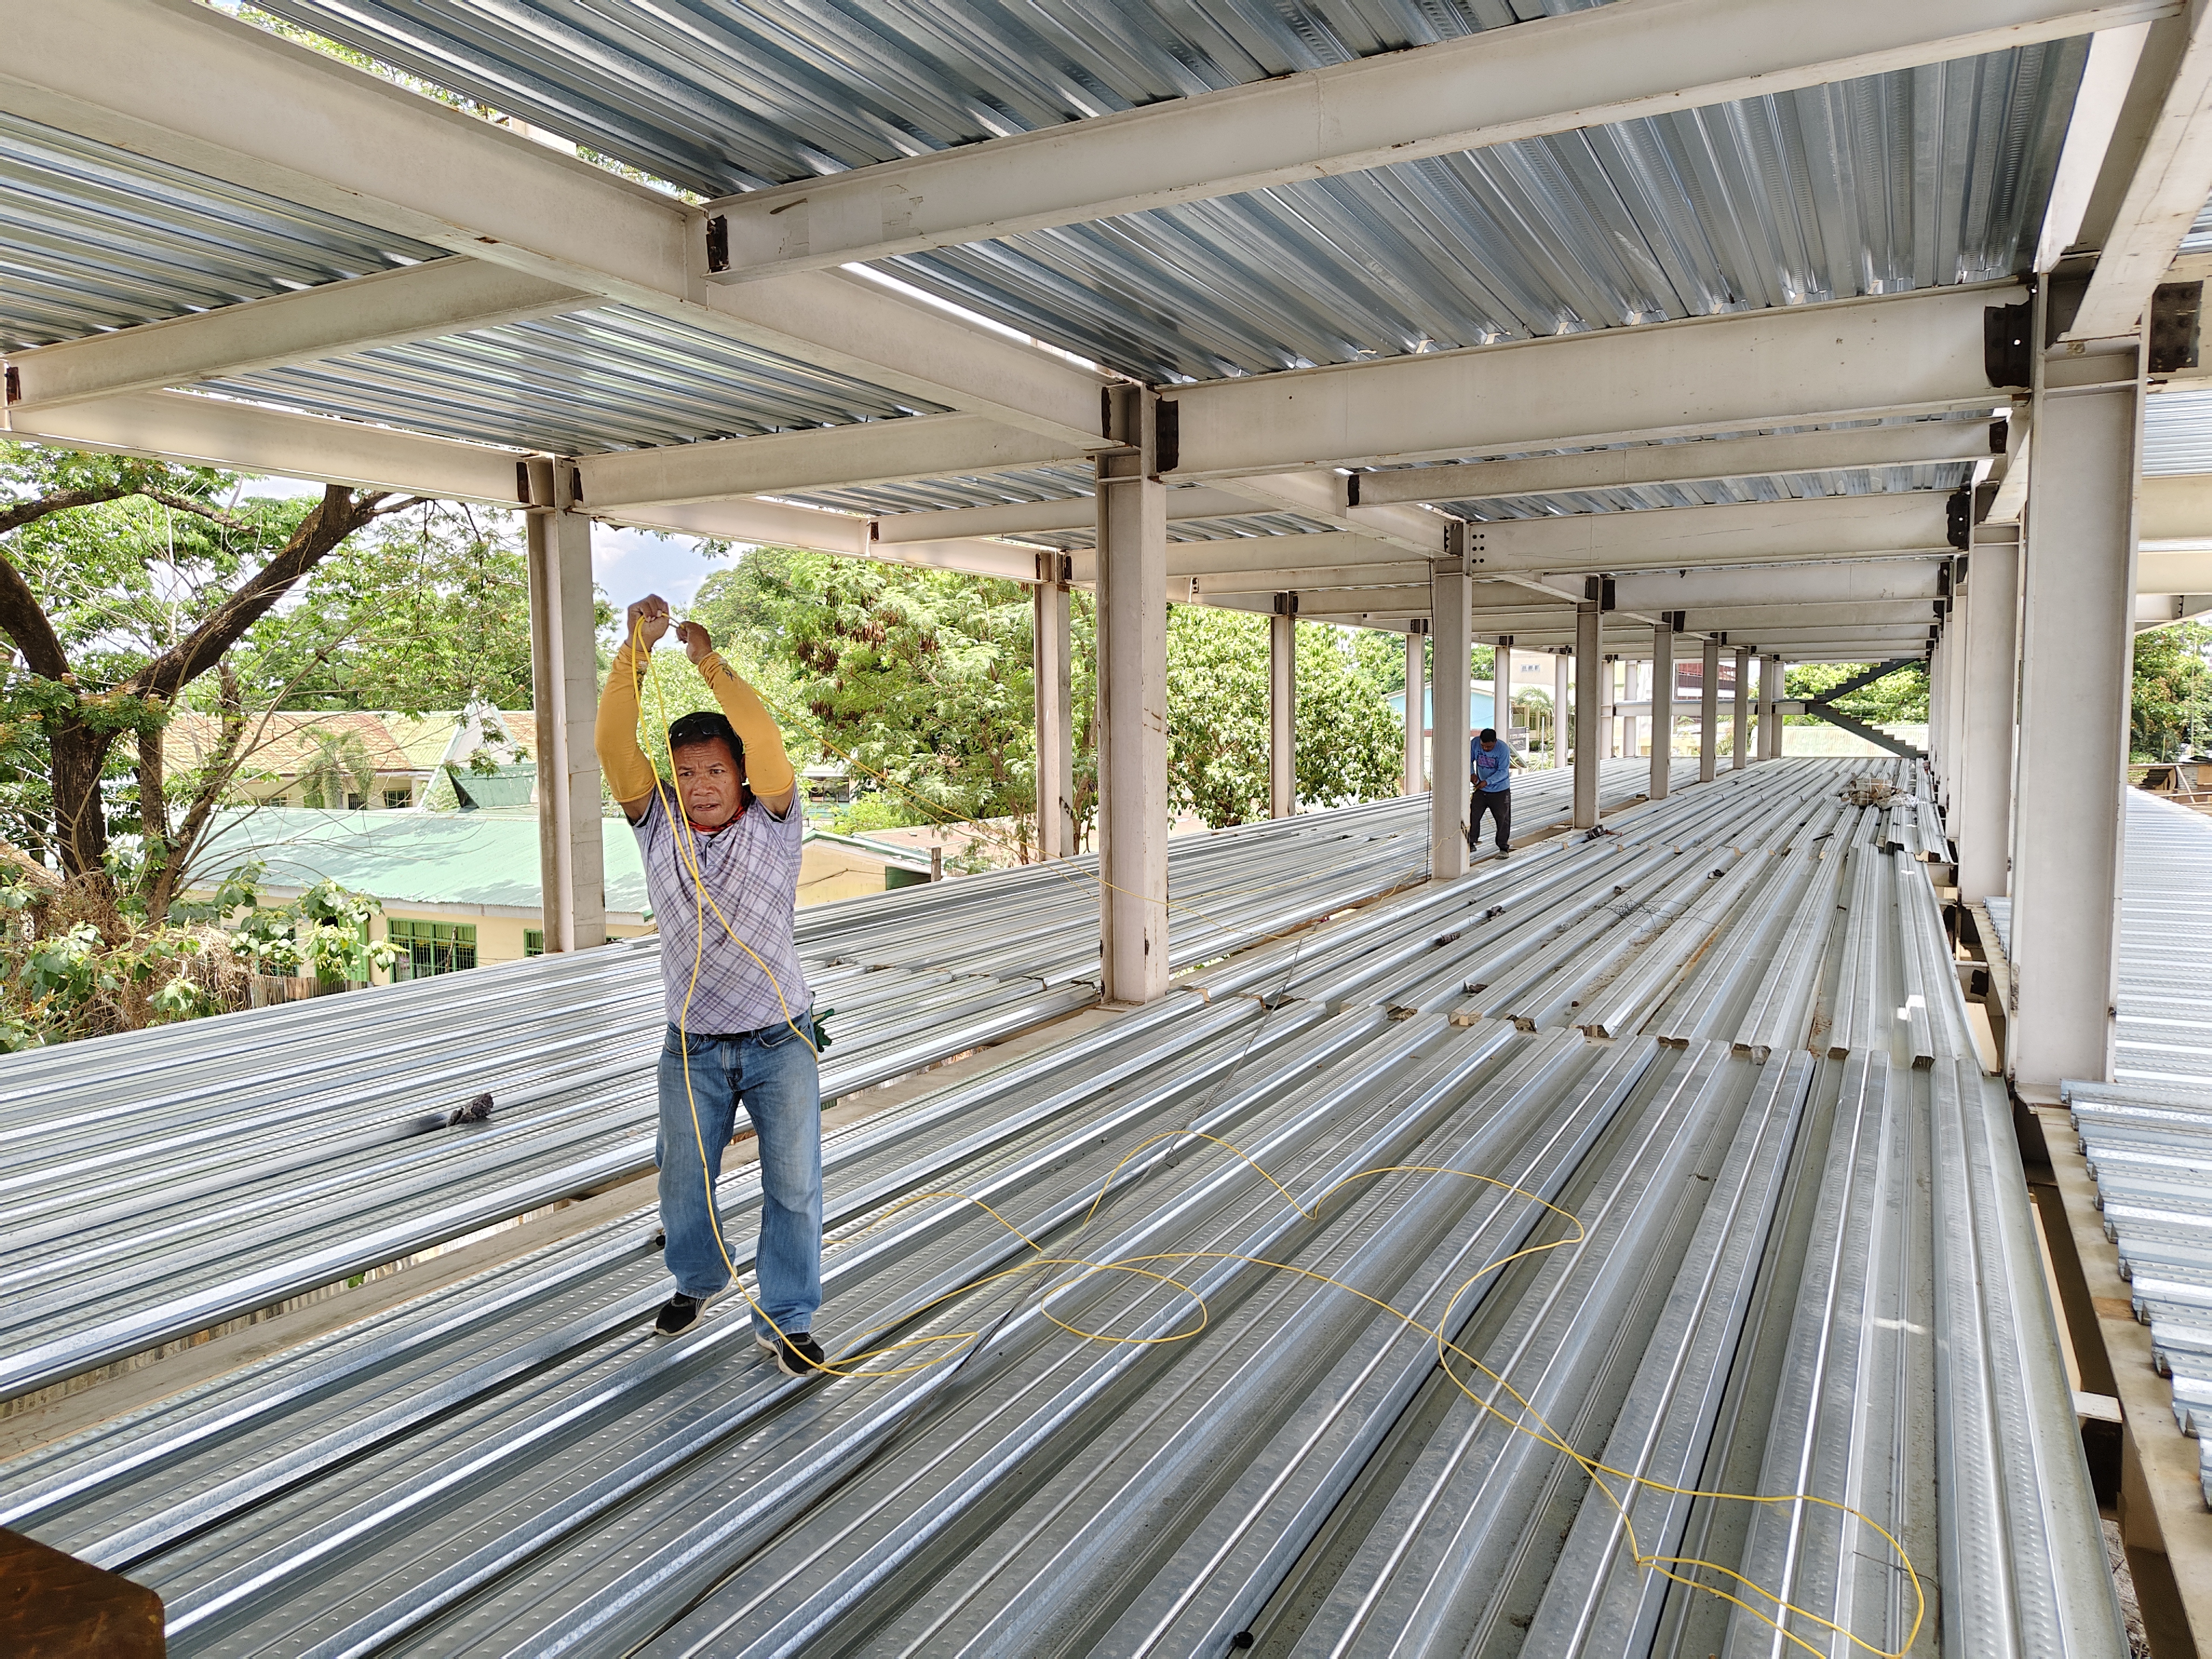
[596,595,669,825]
[675,620,798,817]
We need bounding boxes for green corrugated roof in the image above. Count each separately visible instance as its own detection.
[195,808,650,913]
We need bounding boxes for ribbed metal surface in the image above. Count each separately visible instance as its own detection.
[2041,792,2212,1508]
[1440,462,1975,523]
[0,764,2120,1657]
[254,3,2085,385]
[2144,389,2212,480]
[0,109,444,352]
[202,303,946,451]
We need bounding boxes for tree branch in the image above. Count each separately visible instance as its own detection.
[127,484,390,705]
[0,547,69,679]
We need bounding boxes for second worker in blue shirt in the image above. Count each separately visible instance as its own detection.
[1469,726,1514,858]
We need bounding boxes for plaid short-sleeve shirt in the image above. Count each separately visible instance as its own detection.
[633,792,810,1034]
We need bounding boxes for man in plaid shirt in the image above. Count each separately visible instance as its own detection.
[595,594,826,1376]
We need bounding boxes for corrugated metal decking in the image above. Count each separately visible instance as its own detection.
[0,765,2122,1656]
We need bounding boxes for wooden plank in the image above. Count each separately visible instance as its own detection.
[0,1528,163,1657]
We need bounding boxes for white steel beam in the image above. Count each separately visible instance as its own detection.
[2,387,521,502]
[1456,494,1951,576]
[1094,399,1170,1004]
[2069,4,2212,339]
[701,0,2170,282]
[1166,285,2018,479]
[524,461,606,953]
[592,496,1040,584]
[2,261,582,410]
[1034,574,1075,860]
[1349,419,2001,507]
[1955,527,2016,891]
[1574,604,1602,825]
[574,414,1086,510]
[2010,333,2143,1095]
[2139,470,2212,538]
[2036,22,2156,271]
[1209,470,1446,555]
[1433,535,1474,878]
[872,486,1254,544]
[2139,547,2212,587]
[1270,609,1296,819]
[0,0,1110,448]
[1597,561,1947,610]
[1067,530,1413,583]
[1184,563,1433,596]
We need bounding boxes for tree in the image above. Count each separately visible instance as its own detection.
[2131,621,2212,760]
[249,501,536,715]
[686,548,1035,848]
[0,441,422,913]
[298,728,377,810]
[1162,608,1402,828]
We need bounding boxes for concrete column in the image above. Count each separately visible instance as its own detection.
[1760,655,1785,760]
[1621,658,1639,761]
[1553,649,1570,770]
[1432,529,1474,878]
[1957,524,2021,902]
[1033,562,1074,860]
[1574,602,1602,828]
[1699,636,1720,783]
[524,459,605,954]
[1402,623,1426,794]
[1649,626,1674,800]
[2011,332,2142,1096]
[1269,601,1296,819]
[1732,645,1752,770]
[1094,395,1170,1004]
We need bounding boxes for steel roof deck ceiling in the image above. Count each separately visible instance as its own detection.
[254,1,2085,383]
[0,109,446,350]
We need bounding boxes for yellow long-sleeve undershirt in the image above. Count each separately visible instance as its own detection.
[595,642,796,806]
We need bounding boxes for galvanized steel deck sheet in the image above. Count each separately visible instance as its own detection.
[0,764,2119,1655]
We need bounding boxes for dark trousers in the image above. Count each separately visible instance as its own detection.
[1469,787,1512,852]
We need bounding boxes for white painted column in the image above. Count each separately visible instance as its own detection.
[1760,654,1785,760]
[524,458,605,953]
[1945,579,1972,805]
[1732,645,1752,770]
[1621,658,1639,761]
[1553,649,1570,770]
[1269,600,1296,820]
[1094,394,1170,1004]
[1033,559,1074,860]
[1432,528,1474,878]
[1649,625,1674,800]
[1402,623,1426,794]
[1574,602,1602,829]
[2011,333,2143,1096]
[1700,636,1720,783]
[1957,523,2021,902]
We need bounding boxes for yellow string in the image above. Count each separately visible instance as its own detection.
[625,622,1923,1657]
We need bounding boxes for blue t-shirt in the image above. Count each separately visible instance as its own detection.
[1472,739,1513,793]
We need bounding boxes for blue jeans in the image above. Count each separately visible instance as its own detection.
[655,1017,822,1338]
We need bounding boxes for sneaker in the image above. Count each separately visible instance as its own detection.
[654,1292,714,1336]
[756,1330,829,1377]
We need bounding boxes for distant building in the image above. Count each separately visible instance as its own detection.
[190,807,935,979]
[164,705,536,812]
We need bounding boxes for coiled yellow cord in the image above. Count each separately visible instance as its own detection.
[626,621,1923,1658]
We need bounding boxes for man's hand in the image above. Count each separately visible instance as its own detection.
[625,594,671,650]
[675,619,714,666]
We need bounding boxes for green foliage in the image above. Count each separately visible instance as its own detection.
[2131,621,2212,761]
[299,728,376,810]
[1161,609,1402,829]
[248,502,536,715]
[686,548,1035,847]
[835,792,934,834]
[1782,662,1930,727]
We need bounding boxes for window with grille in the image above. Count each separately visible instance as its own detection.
[388,919,477,976]
[524,929,544,957]
[383,786,412,809]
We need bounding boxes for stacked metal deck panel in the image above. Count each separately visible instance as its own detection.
[2039,792,2212,1509]
[0,762,2118,1656]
